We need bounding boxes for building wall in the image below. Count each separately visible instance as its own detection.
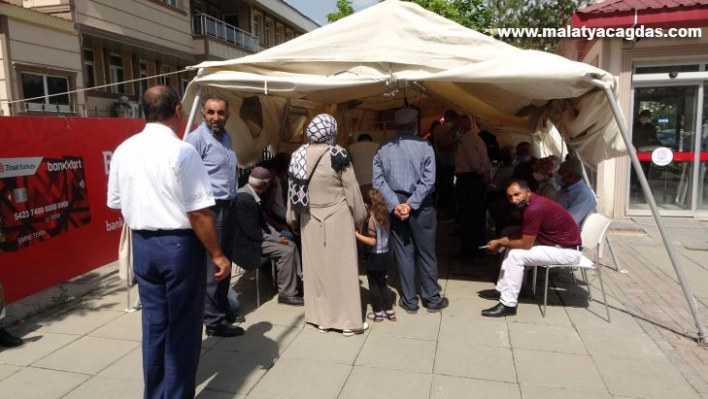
[571,34,708,218]
[74,0,193,56]
[0,3,83,115]
[2,0,317,117]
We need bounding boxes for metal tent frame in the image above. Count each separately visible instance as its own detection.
[589,77,707,344]
[180,80,707,345]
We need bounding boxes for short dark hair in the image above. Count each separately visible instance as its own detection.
[357,133,372,142]
[142,85,180,123]
[443,109,458,121]
[202,94,229,110]
[506,178,530,190]
[516,141,533,157]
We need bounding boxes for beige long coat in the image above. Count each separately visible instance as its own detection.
[287,144,367,331]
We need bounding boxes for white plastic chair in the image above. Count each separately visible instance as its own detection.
[531,213,612,321]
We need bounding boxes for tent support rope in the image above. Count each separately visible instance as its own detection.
[591,78,707,345]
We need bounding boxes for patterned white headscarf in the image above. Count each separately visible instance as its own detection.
[288,114,350,212]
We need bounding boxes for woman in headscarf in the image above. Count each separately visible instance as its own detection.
[286,114,368,336]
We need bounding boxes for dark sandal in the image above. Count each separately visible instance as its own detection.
[384,310,397,322]
[367,312,385,322]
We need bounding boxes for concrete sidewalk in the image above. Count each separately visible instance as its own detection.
[1,217,708,399]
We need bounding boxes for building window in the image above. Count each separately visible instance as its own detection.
[275,26,281,45]
[20,72,71,112]
[181,77,190,95]
[159,65,171,87]
[109,54,125,94]
[265,21,271,47]
[83,49,95,88]
[137,60,148,97]
[252,16,259,38]
[163,0,177,7]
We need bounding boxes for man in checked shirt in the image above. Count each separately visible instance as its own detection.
[373,108,449,314]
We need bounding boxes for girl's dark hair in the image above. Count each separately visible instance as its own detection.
[363,188,389,229]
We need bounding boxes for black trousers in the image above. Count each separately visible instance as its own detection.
[203,204,233,328]
[366,264,393,313]
[456,172,487,255]
[436,164,456,217]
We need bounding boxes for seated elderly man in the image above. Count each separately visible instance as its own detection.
[232,167,304,306]
[479,179,582,317]
[556,157,597,227]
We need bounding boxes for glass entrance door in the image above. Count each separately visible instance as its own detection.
[629,85,700,214]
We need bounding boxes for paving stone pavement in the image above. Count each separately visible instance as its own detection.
[1,217,708,398]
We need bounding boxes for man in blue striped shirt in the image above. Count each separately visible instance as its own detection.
[186,94,244,337]
[373,108,449,313]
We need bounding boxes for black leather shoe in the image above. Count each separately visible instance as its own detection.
[278,295,304,306]
[225,312,246,324]
[397,298,419,314]
[205,323,245,337]
[0,328,23,348]
[481,303,517,317]
[424,297,449,312]
[478,289,501,301]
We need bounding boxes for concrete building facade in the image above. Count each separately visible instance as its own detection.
[0,0,318,117]
[559,0,708,219]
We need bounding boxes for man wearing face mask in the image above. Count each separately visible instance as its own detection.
[479,179,582,317]
[632,110,661,149]
[186,94,244,337]
[556,157,597,227]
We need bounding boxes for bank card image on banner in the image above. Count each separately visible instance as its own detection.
[0,156,91,252]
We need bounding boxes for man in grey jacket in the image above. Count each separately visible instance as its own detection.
[232,167,304,306]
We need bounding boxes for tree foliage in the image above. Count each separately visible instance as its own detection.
[326,0,356,23]
[487,0,591,51]
[325,0,590,52]
[326,0,490,29]
[403,0,491,30]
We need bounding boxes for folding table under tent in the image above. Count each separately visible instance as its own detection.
[180,0,707,344]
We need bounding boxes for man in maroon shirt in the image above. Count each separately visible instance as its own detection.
[480,179,582,317]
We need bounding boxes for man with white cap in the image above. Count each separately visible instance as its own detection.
[373,107,449,313]
[233,167,304,306]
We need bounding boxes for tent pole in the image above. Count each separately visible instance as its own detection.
[183,86,203,140]
[591,78,707,344]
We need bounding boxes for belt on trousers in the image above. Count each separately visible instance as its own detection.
[214,199,236,207]
[134,229,194,237]
[556,244,583,251]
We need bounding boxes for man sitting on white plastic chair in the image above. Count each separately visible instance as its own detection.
[480,179,582,317]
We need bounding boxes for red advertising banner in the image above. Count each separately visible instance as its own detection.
[0,117,146,303]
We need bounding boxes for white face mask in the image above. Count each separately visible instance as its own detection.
[639,117,650,124]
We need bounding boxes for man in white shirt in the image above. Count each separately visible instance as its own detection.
[107,85,231,399]
[348,133,379,194]
[454,114,491,258]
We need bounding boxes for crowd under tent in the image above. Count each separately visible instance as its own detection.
[181,0,707,344]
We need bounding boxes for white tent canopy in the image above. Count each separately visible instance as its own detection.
[184,0,625,166]
[182,0,708,345]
